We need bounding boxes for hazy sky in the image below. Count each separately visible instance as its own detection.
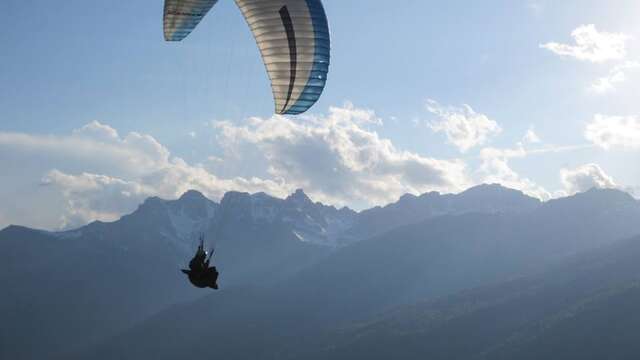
[2,0,640,229]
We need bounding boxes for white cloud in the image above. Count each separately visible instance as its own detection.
[522,128,541,144]
[560,163,616,194]
[0,120,171,178]
[41,170,153,228]
[477,144,551,200]
[0,121,290,229]
[214,102,470,207]
[541,24,629,63]
[426,99,502,153]
[0,104,473,229]
[590,61,640,93]
[2,103,613,231]
[590,70,626,93]
[585,114,640,150]
[475,127,592,200]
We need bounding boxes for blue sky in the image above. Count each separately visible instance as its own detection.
[2,0,640,229]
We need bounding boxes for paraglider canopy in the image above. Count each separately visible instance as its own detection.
[163,0,331,115]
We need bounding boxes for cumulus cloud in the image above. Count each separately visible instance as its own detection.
[40,165,287,229]
[0,104,474,229]
[214,102,470,207]
[426,99,502,153]
[4,103,616,230]
[560,163,616,194]
[0,120,172,179]
[585,114,640,150]
[590,61,640,93]
[477,144,551,200]
[0,121,289,229]
[475,127,594,200]
[590,69,626,93]
[541,24,629,63]
[41,170,153,228]
[522,128,541,144]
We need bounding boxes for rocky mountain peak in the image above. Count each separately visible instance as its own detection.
[178,189,207,202]
[286,189,313,206]
[461,183,525,197]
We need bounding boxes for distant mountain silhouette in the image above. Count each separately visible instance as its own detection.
[342,184,541,242]
[0,188,348,359]
[277,187,640,323]
[57,186,640,360]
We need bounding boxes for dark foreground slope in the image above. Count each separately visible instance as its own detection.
[76,189,640,360]
[308,236,640,360]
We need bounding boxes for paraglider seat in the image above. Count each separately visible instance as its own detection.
[181,267,219,289]
[182,235,219,289]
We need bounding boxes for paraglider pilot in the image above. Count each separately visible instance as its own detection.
[182,235,219,289]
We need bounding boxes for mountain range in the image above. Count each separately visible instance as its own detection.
[2,184,640,359]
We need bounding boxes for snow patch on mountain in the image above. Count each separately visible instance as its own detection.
[167,205,210,241]
[165,191,218,243]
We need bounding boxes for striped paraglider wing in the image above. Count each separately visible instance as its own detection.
[235,0,330,115]
[163,0,330,115]
[163,0,219,41]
